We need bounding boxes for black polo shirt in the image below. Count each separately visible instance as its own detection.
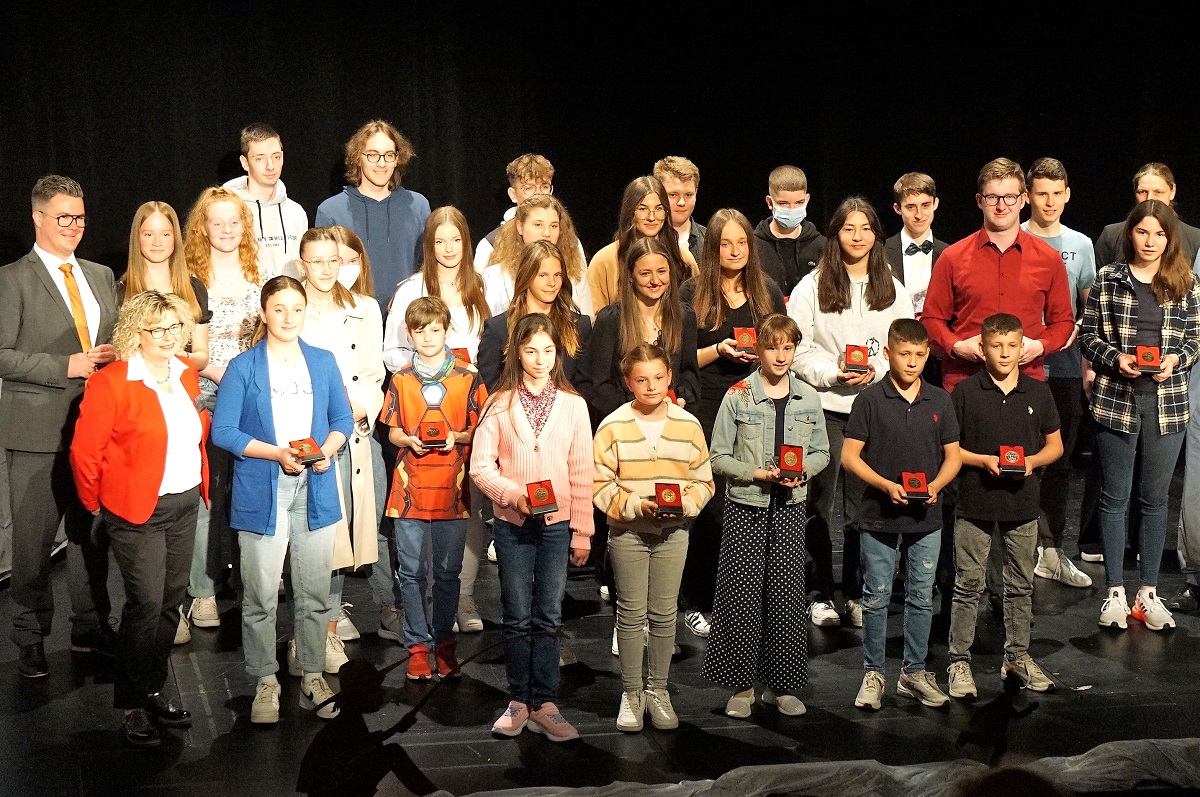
[952,369,1060,523]
[845,377,959,534]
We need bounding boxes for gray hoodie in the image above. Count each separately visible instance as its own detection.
[222,176,308,279]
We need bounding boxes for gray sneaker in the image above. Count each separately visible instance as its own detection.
[378,605,403,642]
[947,661,977,699]
[644,688,679,729]
[897,670,949,707]
[1001,654,1054,692]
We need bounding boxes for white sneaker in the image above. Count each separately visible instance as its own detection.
[456,595,484,633]
[809,600,841,627]
[846,599,864,628]
[616,690,644,732]
[300,676,339,719]
[173,606,191,645]
[611,625,620,656]
[762,688,806,716]
[188,596,220,628]
[1132,589,1176,631]
[854,671,884,710]
[333,603,360,640]
[1099,587,1130,629]
[682,610,711,638]
[251,681,280,724]
[325,632,348,674]
[599,585,611,602]
[486,540,497,562]
[1035,547,1093,588]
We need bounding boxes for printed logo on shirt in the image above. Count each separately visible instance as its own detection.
[271,380,313,399]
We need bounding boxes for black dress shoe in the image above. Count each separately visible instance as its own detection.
[18,642,49,679]
[70,624,117,657]
[1166,584,1199,612]
[122,709,162,747]
[146,692,192,727]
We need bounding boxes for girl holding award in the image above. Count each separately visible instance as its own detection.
[788,197,914,628]
[470,314,594,742]
[593,343,714,733]
[704,314,829,720]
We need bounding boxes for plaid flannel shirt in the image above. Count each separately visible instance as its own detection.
[1078,262,1200,435]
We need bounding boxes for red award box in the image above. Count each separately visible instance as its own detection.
[655,482,684,517]
[999,445,1026,475]
[1136,345,1162,373]
[419,419,448,447]
[290,437,326,466]
[733,327,757,354]
[845,344,870,374]
[526,480,558,515]
[901,471,930,501]
[778,444,805,479]
[451,347,471,365]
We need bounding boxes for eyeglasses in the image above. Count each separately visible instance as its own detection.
[40,212,87,228]
[302,258,341,272]
[980,194,1022,207]
[362,151,398,164]
[142,323,184,339]
[635,205,667,219]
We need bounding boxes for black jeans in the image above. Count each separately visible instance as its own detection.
[106,487,198,709]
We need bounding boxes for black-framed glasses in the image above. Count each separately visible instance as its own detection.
[980,194,1021,207]
[40,211,87,227]
[142,323,184,339]
[363,151,398,164]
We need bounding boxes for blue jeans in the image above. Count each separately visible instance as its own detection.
[238,471,336,677]
[394,517,467,648]
[860,529,940,674]
[493,516,571,709]
[1096,392,1185,588]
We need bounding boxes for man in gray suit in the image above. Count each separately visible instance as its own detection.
[0,175,119,678]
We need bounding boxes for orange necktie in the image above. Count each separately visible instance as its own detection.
[59,263,91,351]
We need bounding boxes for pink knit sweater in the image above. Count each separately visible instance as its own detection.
[469,388,596,549]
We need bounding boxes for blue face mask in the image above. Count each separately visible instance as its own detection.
[772,203,807,229]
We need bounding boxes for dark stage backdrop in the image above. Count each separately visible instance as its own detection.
[2,8,1199,278]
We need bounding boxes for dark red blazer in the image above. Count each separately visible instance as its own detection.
[70,357,210,524]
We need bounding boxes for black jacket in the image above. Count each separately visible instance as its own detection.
[753,217,826,297]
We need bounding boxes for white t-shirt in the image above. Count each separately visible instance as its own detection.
[635,416,668,450]
[268,351,314,446]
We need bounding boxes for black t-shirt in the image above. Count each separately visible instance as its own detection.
[679,278,786,431]
[1131,276,1164,394]
[951,370,1060,523]
[845,378,959,534]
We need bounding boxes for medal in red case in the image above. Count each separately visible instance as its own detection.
[845,344,870,374]
[655,482,684,517]
[1136,345,1162,373]
[290,437,326,466]
[901,471,930,501]
[526,480,558,515]
[734,327,757,354]
[419,419,448,447]
[778,445,805,479]
[999,445,1026,476]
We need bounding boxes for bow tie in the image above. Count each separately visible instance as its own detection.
[905,240,935,256]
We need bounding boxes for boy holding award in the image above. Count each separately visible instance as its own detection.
[379,297,488,682]
[841,319,961,711]
[593,343,714,733]
[946,313,1063,698]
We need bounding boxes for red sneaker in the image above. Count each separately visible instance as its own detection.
[435,641,461,678]
[406,644,432,680]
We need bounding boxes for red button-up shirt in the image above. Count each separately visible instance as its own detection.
[922,227,1075,391]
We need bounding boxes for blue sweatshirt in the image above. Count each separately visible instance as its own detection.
[315,185,431,312]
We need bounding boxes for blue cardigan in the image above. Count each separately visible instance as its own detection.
[212,339,354,535]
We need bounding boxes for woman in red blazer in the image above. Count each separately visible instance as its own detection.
[71,291,210,748]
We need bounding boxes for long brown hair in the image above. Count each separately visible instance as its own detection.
[250,275,307,346]
[420,206,489,333]
[487,313,579,417]
[122,201,203,321]
[816,197,897,314]
[184,186,262,287]
[508,241,581,356]
[692,208,774,331]
[614,175,690,284]
[327,224,374,298]
[617,236,682,357]
[1121,199,1195,303]
[489,194,587,283]
[298,228,355,309]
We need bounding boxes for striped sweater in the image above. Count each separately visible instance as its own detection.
[469,388,595,549]
[593,402,715,534]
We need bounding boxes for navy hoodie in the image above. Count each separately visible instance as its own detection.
[316,185,431,312]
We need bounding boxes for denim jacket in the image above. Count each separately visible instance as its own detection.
[709,370,830,507]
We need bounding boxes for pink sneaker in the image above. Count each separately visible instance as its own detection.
[528,702,580,742]
[491,701,529,736]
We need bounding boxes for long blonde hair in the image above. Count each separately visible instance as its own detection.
[183,187,262,288]
[489,194,586,283]
[122,201,202,321]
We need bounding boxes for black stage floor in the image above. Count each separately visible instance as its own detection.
[2,461,1199,796]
